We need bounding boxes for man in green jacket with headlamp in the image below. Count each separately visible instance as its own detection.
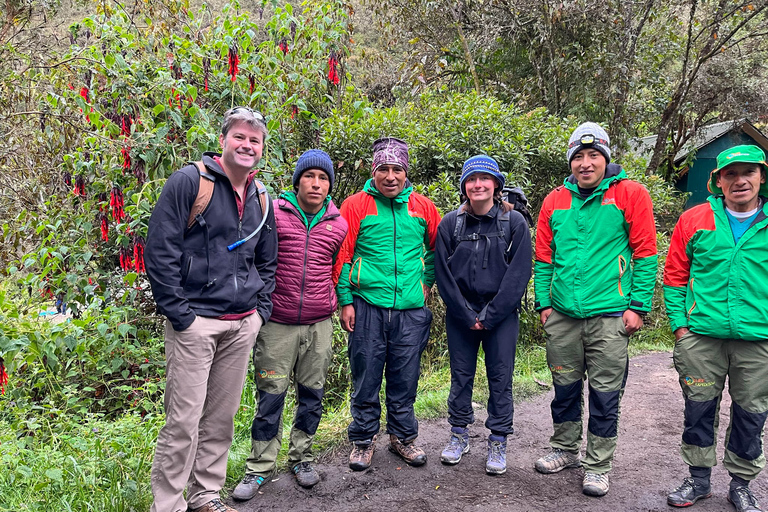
[664,145,768,512]
[533,122,658,497]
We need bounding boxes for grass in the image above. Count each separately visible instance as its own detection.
[0,322,675,511]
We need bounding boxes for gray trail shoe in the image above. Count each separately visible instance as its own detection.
[729,486,762,512]
[667,477,712,507]
[534,448,582,474]
[440,427,470,465]
[582,472,610,497]
[293,461,320,488]
[485,436,507,475]
[231,474,267,501]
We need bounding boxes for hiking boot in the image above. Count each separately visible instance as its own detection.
[231,474,267,501]
[485,435,507,475]
[189,498,238,512]
[582,472,610,497]
[293,461,320,488]
[728,486,762,512]
[440,427,470,465]
[388,434,427,467]
[534,448,581,474]
[667,477,712,507]
[349,435,377,471]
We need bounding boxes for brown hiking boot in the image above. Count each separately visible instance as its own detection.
[388,434,427,467]
[349,435,377,471]
[189,498,238,512]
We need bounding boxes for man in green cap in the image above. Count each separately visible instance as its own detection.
[664,144,768,512]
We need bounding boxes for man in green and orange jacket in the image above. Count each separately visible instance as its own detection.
[664,145,768,512]
[334,137,442,471]
[533,122,658,497]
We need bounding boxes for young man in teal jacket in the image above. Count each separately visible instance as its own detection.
[664,145,768,512]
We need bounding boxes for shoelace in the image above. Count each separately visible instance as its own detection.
[206,499,230,512]
[295,462,313,474]
[732,486,759,508]
[488,441,505,463]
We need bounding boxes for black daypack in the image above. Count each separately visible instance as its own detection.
[501,186,534,227]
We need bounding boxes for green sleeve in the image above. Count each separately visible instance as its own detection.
[422,245,436,289]
[336,262,353,306]
[629,254,657,313]
[534,260,554,311]
[663,284,688,332]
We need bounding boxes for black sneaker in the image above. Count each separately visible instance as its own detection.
[667,477,712,507]
[729,485,762,512]
[293,461,320,488]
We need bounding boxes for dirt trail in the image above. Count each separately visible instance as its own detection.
[232,352,768,512]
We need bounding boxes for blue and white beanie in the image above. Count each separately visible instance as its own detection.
[566,122,611,165]
[460,155,504,195]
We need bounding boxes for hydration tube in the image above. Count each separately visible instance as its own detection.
[227,199,271,251]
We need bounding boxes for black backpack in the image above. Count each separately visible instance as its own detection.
[501,186,533,227]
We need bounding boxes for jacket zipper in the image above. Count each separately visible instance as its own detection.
[391,198,398,309]
[297,226,310,323]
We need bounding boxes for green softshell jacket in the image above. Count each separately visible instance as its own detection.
[333,179,441,310]
[663,194,768,341]
[534,165,658,319]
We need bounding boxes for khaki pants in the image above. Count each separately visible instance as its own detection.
[544,310,629,474]
[150,313,262,512]
[245,319,334,477]
[674,331,768,480]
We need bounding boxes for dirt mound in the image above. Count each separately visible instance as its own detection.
[232,352,767,512]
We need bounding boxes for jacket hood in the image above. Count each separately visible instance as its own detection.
[363,178,413,203]
[564,163,625,191]
[707,165,768,197]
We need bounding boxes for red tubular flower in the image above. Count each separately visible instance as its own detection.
[249,75,255,94]
[278,38,289,54]
[110,186,125,222]
[203,57,211,92]
[228,45,240,82]
[133,236,146,273]
[74,175,86,197]
[99,213,109,242]
[0,356,7,395]
[121,147,132,174]
[328,51,340,86]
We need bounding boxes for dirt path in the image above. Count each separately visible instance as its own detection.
[232,352,768,512]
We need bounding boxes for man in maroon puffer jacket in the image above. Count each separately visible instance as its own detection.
[232,149,348,500]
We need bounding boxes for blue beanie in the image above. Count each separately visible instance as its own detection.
[460,155,504,195]
[293,149,334,190]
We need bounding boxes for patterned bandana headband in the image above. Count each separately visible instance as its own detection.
[372,137,409,174]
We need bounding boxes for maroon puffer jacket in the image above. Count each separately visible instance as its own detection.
[270,196,348,324]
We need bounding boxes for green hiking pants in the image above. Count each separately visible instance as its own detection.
[673,331,768,480]
[245,319,334,477]
[544,310,629,474]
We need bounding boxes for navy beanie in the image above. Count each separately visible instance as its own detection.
[460,155,504,195]
[293,149,334,190]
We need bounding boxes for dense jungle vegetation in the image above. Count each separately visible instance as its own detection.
[1,0,766,509]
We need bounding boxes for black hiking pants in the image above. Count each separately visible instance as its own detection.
[347,296,433,443]
[446,311,519,436]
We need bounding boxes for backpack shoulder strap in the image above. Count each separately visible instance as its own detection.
[252,178,269,220]
[187,161,216,229]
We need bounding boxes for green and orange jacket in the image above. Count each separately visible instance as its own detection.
[534,165,658,318]
[663,190,768,341]
[334,179,442,310]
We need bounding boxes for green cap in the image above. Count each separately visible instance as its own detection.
[707,144,768,195]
